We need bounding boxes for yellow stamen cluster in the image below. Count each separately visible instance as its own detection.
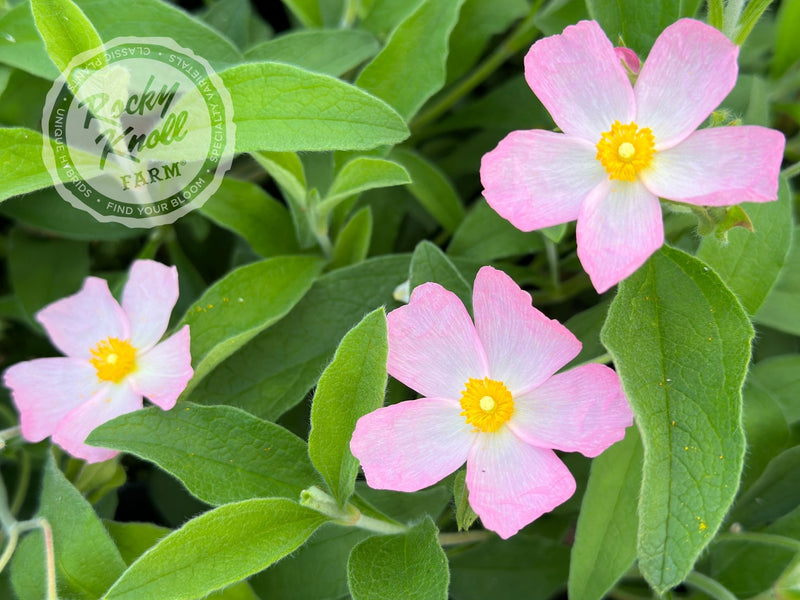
[90,337,137,383]
[596,120,655,181]
[459,377,514,433]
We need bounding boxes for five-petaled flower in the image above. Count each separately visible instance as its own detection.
[4,260,193,463]
[480,19,785,293]
[350,266,633,539]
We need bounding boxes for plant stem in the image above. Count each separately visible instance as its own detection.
[10,451,31,516]
[39,518,58,600]
[410,0,544,133]
[714,531,800,552]
[300,487,408,535]
[685,571,738,600]
[0,426,20,450]
[438,530,491,546]
[781,161,800,180]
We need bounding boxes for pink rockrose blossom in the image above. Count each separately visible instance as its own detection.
[4,260,193,463]
[350,266,633,539]
[480,19,785,293]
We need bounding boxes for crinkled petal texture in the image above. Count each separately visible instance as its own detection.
[37,277,129,359]
[350,398,475,492]
[577,180,664,293]
[524,20,634,141]
[4,357,100,442]
[635,19,739,149]
[466,429,576,539]
[387,283,488,399]
[510,364,632,457]
[122,260,180,351]
[481,130,605,231]
[641,126,785,205]
[473,267,581,394]
[128,325,193,410]
[53,383,143,463]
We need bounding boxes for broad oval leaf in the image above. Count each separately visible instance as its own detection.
[347,517,449,600]
[322,157,410,212]
[409,240,472,312]
[103,499,328,600]
[88,403,319,505]
[220,62,409,153]
[309,308,388,505]
[179,254,324,397]
[601,245,752,593]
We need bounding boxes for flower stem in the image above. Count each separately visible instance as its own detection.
[40,518,58,600]
[714,531,800,552]
[0,426,20,450]
[684,571,738,600]
[438,530,491,546]
[410,0,544,134]
[300,487,408,535]
[781,161,800,180]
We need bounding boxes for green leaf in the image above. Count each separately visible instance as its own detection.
[568,426,642,600]
[104,499,328,600]
[448,199,543,261]
[347,517,449,600]
[189,254,409,420]
[245,29,380,77]
[755,227,800,335]
[697,179,793,314]
[562,300,611,370]
[31,0,103,74]
[7,228,89,328]
[540,223,567,243]
[449,533,569,600]
[600,245,752,593]
[322,157,410,213]
[586,0,699,56]
[0,128,54,202]
[199,177,300,258]
[740,380,790,491]
[453,470,478,532]
[409,240,472,311]
[391,148,465,233]
[0,3,60,80]
[201,0,251,50]
[772,0,800,77]
[360,0,425,39]
[331,206,373,270]
[748,355,800,424]
[11,452,126,600]
[88,402,318,505]
[356,0,467,120]
[445,0,527,82]
[0,187,140,240]
[309,308,388,505]
[104,521,170,565]
[730,445,800,529]
[280,0,324,27]
[251,524,369,600]
[179,255,324,397]
[220,62,409,153]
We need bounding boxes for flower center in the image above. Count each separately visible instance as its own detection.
[596,120,655,182]
[90,337,136,383]
[460,377,514,433]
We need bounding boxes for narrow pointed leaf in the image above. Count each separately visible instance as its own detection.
[104,499,327,600]
[601,246,751,593]
[31,0,103,74]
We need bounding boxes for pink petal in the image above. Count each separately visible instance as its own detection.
[466,428,575,539]
[387,283,489,399]
[524,20,635,141]
[615,47,640,74]
[53,383,143,463]
[350,398,475,492]
[635,19,739,149]
[480,130,605,231]
[122,260,180,351]
[576,180,663,293]
[509,364,633,457]
[4,357,101,442]
[472,266,581,394]
[641,126,785,206]
[128,325,193,410]
[37,277,129,359]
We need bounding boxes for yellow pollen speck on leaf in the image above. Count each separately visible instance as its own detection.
[90,337,136,383]
[460,377,514,433]
[596,120,655,181]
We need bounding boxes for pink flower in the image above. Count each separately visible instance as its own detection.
[4,260,193,463]
[480,19,785,293]
[350,266,632,538]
